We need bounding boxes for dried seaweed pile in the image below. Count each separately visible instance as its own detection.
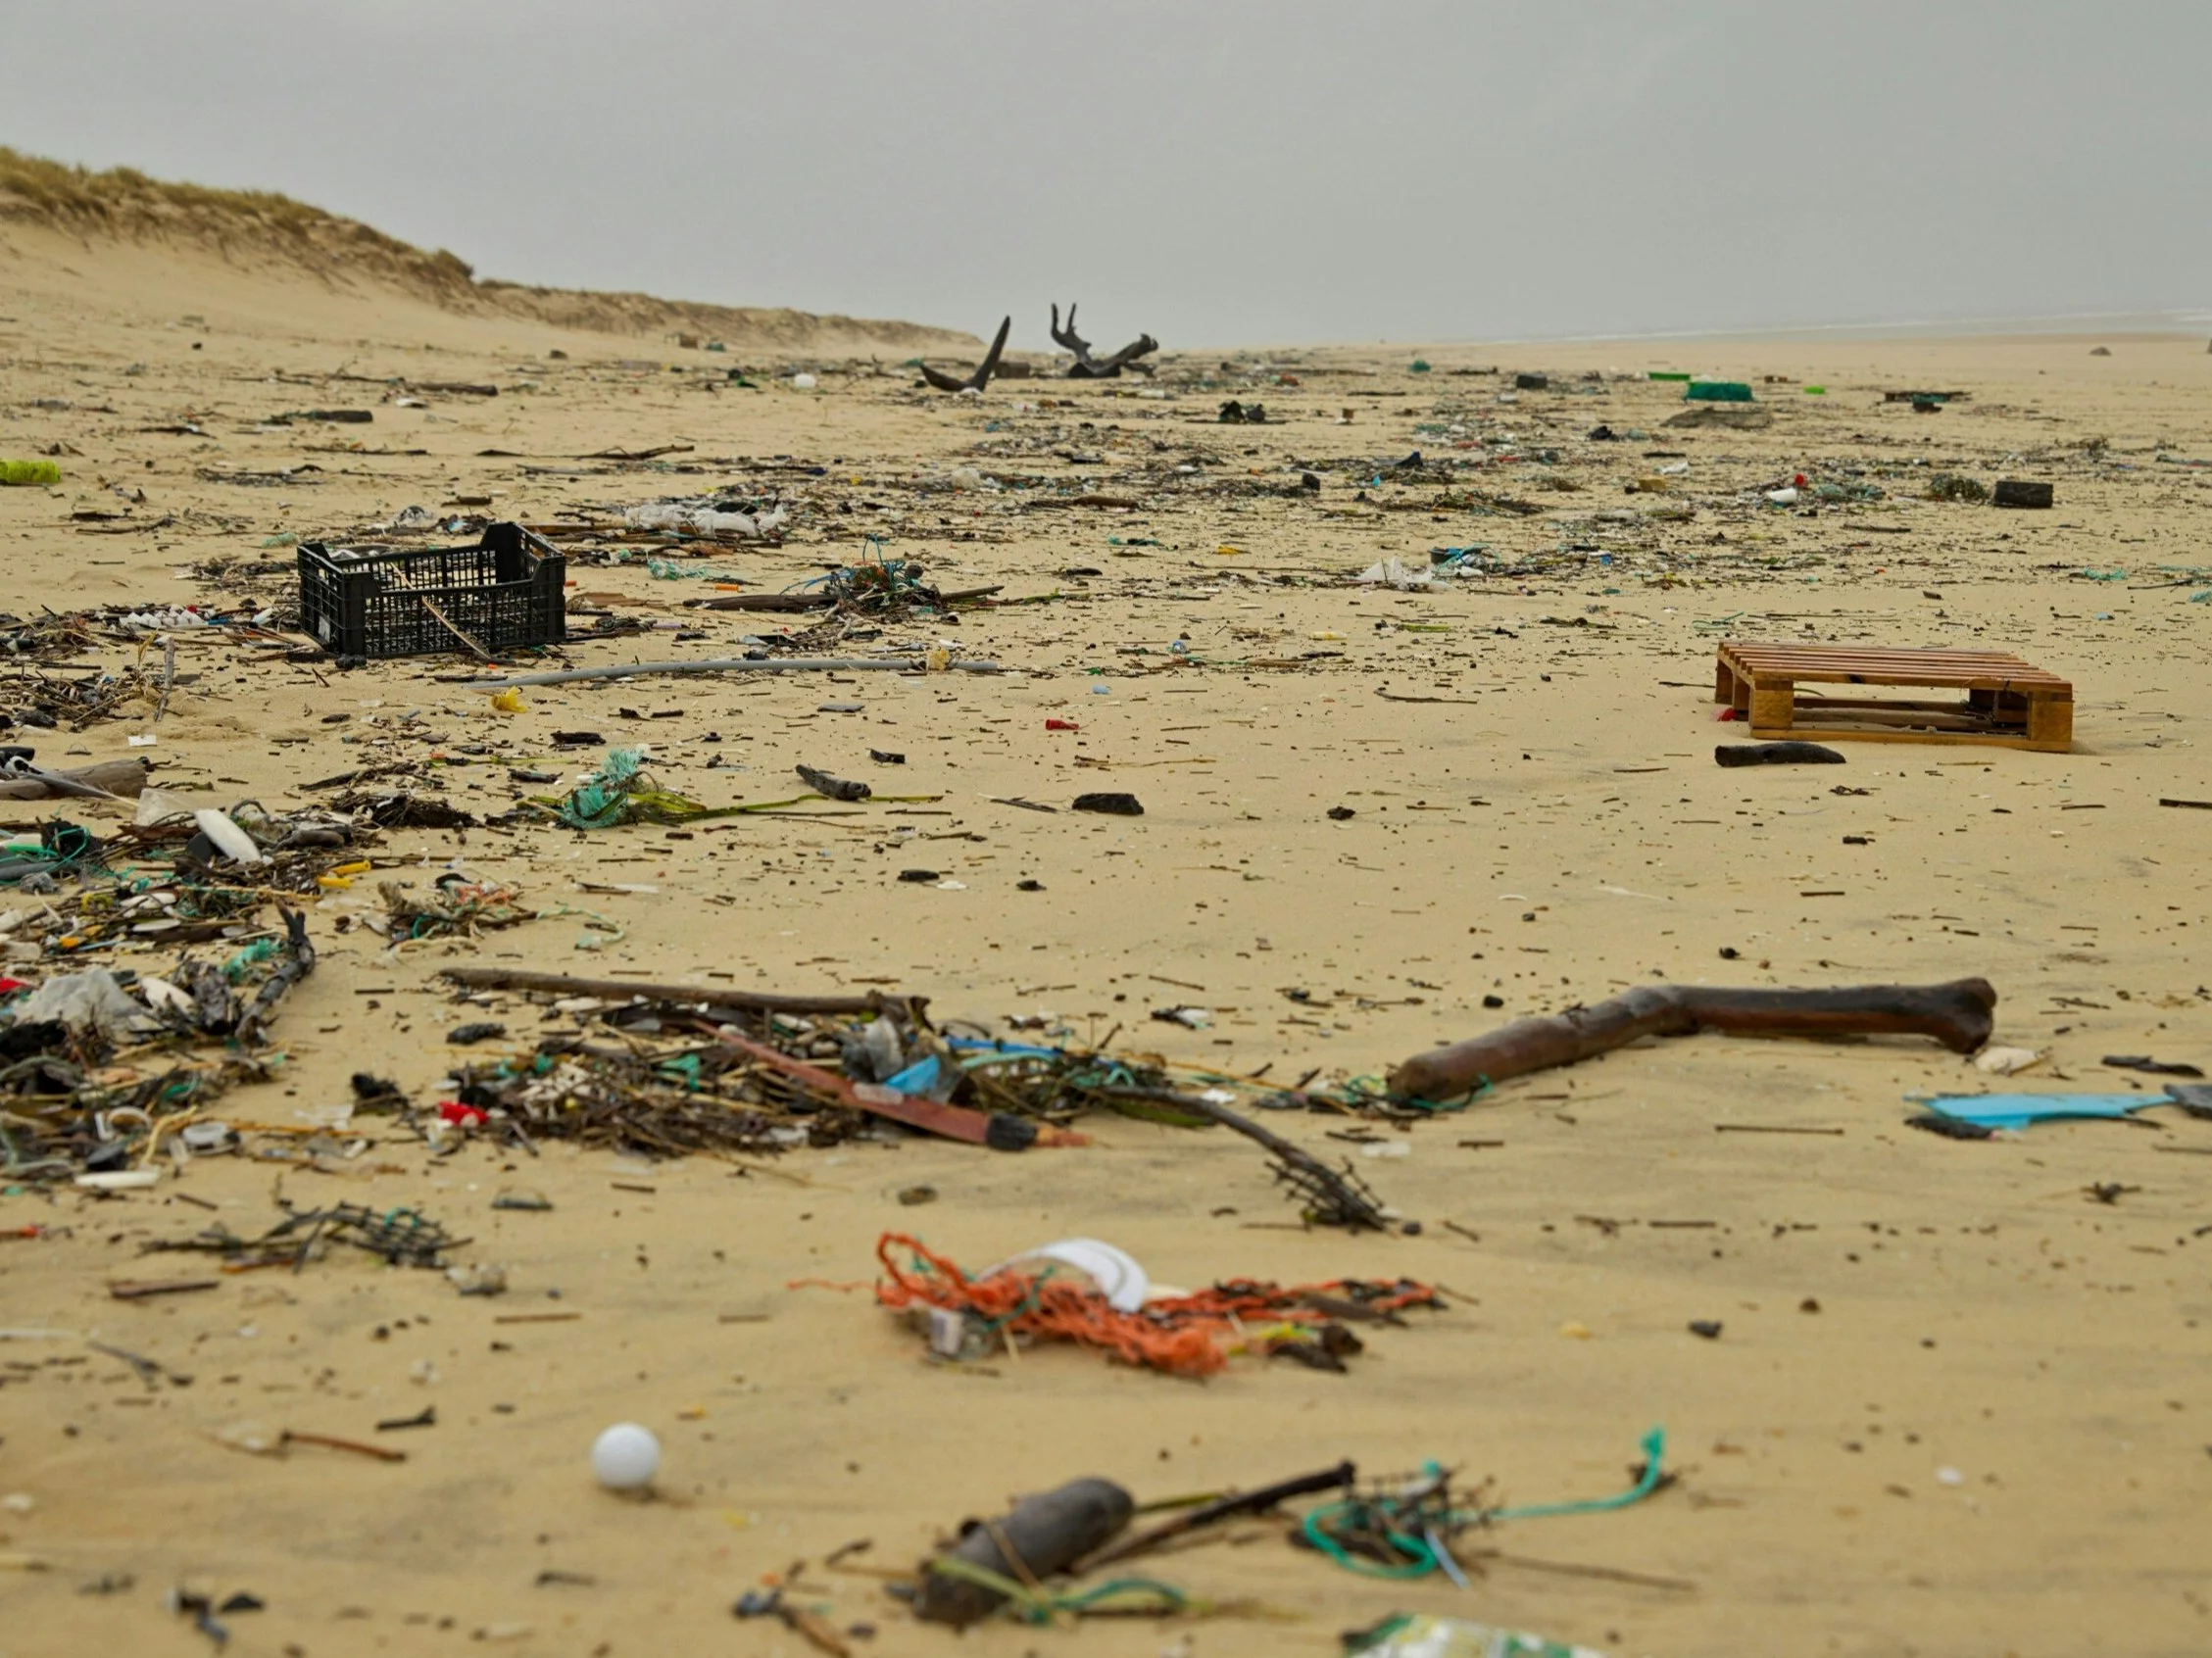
[326,787,477,830]
[445,1035,823,1157]
[803,547,939,613]
[0,604,299,726]
[0,908,318,1182]
[0,661,166,730]
[9,804,384,954]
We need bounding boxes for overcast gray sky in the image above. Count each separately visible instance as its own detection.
[4,1,2206,349]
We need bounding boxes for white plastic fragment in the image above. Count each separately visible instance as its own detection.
[1354,557,1433,591]
[74,1170,161,1191]
[192,809,265,866]
[993,1239,1151,1313]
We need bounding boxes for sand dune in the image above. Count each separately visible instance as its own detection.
[0,147,976,356]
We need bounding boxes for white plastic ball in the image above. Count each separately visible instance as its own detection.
[591,1423,661,1490]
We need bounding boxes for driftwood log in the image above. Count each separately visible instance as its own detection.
[1714,741,1845,767]
[235,906,317,1047]
[1391,978,1996,1102]
[915,1477,1134,1628]
[920,317,1011,394]
[1050,303,1157,378]
[0,757,150,802]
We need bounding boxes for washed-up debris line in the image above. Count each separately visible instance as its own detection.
[431,971,1395,1209]
[0,907,318,1182]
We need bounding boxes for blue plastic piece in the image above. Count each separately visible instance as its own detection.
[881,1054,941,1096]
[1917,1093,2156,1131]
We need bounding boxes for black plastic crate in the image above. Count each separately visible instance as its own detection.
[297,522,566,658]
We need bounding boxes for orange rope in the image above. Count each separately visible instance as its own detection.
[871,1233,1440,1380]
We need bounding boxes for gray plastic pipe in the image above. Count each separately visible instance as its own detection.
[459,656,1002,690]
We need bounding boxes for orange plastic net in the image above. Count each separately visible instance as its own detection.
[872,1232,1440,1379]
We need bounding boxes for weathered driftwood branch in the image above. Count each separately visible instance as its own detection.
[236,907,317,1047]
[920,316,1011,393]
[1050,303,1158,378]
[1391,978,1996,1102]
[1091,1085,1388,1229]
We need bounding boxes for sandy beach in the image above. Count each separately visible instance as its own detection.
[2,206,2209,1658]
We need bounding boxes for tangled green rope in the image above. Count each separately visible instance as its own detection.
[1300,1427,1667,1580]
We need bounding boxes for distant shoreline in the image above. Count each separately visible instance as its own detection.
[1471,309,2212,348]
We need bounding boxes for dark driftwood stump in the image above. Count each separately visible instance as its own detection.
[1714,741,1846,766]
[1051,303,1157,378]
[920,316,1011,394]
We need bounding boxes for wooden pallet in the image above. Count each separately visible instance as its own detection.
[1715,642,2073,752]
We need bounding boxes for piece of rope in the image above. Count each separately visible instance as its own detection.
[871,1232,1438,1379]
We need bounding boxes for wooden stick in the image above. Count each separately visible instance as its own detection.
[1391,979,1996,1103]
[107,1279,218,1301]
[1093,1086,1386,1230]
[691,592,831,611]
[440,966,919,1018]
[280,1430,407,1463]
[418,596,494,660]
[1074,1462,1353,1571]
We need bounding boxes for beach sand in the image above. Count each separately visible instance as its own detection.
[1,222,2208,1658]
